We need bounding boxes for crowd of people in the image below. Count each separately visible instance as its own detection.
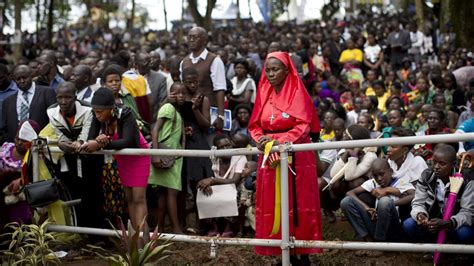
[0,7,474,261]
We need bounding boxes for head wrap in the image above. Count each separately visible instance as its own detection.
[18,120,39,141]
[250,51,319,133]
[91,87,115,109]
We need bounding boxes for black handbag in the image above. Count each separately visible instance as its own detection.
[24,179,59,207]
[24,140,60,207]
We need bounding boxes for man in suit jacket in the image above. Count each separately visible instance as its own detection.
[1,65,56,143]
[136,52,168,121]
[387,20,412,71]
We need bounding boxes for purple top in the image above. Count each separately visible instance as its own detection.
[0,142,22,172]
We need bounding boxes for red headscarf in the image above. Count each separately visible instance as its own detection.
[250,51,320,133]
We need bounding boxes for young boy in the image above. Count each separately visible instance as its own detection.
[403,145,474,244]
[238,160,258,236]
[341,158,415,243]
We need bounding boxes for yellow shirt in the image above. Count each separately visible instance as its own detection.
[365,88,390,112]
[339,49,363,63]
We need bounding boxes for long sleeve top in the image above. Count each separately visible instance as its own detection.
[330,150,378,181]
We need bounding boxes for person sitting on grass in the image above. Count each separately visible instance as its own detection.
[237,160,258,237]
[403,145,474,244]
[341,158,415,250]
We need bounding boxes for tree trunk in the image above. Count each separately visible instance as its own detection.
[187,0,217,30]
[0,0,6,38]
[128,0,135,37]
[449,0,474,49]
[163,0,168,31]
[36,0,41,35]
[414,0,424,32]
[14,0,22,61]
[247,0,251,18]
[47,0,54,47]
[236,0,241,29]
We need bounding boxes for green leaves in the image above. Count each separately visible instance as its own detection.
[85,217,172,266]
[0,218,62,265]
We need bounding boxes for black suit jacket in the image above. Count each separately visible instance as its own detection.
[1,84,56,143]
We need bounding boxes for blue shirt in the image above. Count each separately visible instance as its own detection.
[0,81,19,128]
[459,118,474,151]
[50,73,65,92]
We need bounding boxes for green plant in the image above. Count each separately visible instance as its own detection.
[1,213,61,265]
[84,217,171,266]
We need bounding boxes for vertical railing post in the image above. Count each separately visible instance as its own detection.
[279,145,290,266]
[32,139,40,182]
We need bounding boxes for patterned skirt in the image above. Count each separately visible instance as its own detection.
[101,161,128,224]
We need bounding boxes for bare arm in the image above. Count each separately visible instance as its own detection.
[394,189,415,206]
[346,186,372,210]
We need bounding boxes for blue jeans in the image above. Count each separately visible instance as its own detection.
[403,217,474,244]
[341,196,402,241]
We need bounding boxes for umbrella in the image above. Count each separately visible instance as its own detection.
[453,66,474,89]
[433,153,473,265]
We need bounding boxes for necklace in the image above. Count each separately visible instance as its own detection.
[269,96,275,124]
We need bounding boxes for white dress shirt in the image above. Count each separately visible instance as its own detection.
[16,82,36,121]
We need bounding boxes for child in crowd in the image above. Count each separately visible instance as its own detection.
[341,159,415,245]
[197,135,247,237]
[148,82,185,234]
[403,145,474,244]
[357,112,380,139]
[402,104,422,132]
[318,117,346,223]
[320,110,338,141]
[346,96,363,127]
[180,67,213,233]
[238,160,258,237]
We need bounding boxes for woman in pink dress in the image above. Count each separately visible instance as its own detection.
[83,87,151,230]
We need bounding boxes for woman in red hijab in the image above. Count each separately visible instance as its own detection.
[249,51,323,259]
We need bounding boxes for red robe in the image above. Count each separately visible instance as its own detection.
[249,52,323,255]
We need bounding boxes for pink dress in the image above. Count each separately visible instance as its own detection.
[112,132,151,187]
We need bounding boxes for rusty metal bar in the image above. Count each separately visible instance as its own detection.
[46,225,474,254]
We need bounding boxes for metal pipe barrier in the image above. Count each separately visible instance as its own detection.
[37,133,474,266]
[47,224,474,254]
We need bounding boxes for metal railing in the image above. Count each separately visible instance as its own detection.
[35,133,474,265]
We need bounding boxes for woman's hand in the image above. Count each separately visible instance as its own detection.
[81,140,103,153]
[256,135,278,151]
[96,134,110,146]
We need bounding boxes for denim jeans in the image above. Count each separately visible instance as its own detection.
[341,196,402,241]
[403,217,474,244]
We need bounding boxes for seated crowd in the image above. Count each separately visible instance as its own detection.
[0,9,473,255]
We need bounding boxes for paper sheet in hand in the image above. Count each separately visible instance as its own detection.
[210,107,232,131]
[196,184,238,219]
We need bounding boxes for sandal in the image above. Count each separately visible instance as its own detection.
[221,231,234,238]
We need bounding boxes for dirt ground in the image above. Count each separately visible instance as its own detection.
[58,219,473,265]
